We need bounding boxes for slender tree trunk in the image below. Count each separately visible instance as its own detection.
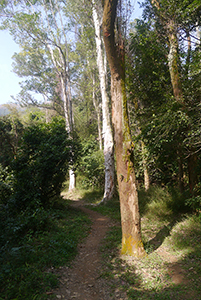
[167,20,183,103]
[196,21,200,46]
[46,0,76,191]
[69,169,76,191]
[102,0,146,257]
[166,22,199,192]
[66,66,76,191]
[92,74,103,150]
[185,30,191,76]
[92,0,115,202]
[151,1,199,193]
[188,152,198,193]
[141,141,150,191]
[177,146,184,193]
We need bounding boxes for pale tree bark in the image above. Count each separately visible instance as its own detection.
[102,0,146,257]
[44,0,75,190]
[92,0,115,202]
[196,21,200,46]
[92,74,103,150]
[177,147,184,193]
[69,169,76,191]
[167,19,184,103]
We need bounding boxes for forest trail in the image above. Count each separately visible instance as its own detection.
[49,199,127,300]
[49,198,193,300]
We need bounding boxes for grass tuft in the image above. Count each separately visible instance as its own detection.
[0,200,91,300]
[93,185,201,300]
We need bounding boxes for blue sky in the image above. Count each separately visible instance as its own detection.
[0,1,142,106]
[0,30,21,105]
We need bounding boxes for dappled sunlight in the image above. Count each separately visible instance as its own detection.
[138,186,174,220]
[169,215,201,251]
[144,220,177,253]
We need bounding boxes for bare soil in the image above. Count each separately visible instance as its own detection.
[49,199,127,300]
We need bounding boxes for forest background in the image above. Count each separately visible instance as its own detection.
[0,0,201,299]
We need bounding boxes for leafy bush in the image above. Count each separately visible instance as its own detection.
[0,116,24,167]
[138,185,174,219]
[10,117,76,210]
[78,135,105,188]
[0,117,81,260]
[0,164,14,204]
[185,182,201,212]
[0,203,91,300]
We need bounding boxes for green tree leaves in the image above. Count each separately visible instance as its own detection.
[11,117,74,209]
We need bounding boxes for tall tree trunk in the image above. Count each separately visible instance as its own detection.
[166,22,199,192]
[188,152,198,193]
[196,21,200,46]
[92,74,103,150]
[153,1,198,192]
[177,146,184,193]
[185,30,191,76]
[141,141,150,191]
[48,0,76,191]
[167,20,183,103]
[102,0,146,257]
[69,169,76,191]
[92,0,115,202]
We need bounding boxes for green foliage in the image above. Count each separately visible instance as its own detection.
[90,195,121,221]
[138,186,174,219]
[94,185,201,300]
[138,185,190,218]
[185,195,201,212]
[0,164,14,204]
[185,182,201,212]
[0,115,24,167]
[139,100,190,184]
[78,135,105,188]
[128,19,171,108]
[127,4,201,191]
[10,117,75,210]
[0,201,91,299]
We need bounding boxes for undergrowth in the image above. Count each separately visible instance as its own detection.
[0,199,91,300]
[90,185,201,300]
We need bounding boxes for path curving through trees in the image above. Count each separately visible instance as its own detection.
[49,200,120,300]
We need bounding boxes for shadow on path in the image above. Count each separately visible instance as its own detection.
[145,220,177,253]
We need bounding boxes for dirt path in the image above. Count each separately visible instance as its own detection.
[156,246,189,285]
[48,199,194,300]
[49,200,117,300]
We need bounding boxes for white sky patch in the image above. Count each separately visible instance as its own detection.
[0,31,21,104]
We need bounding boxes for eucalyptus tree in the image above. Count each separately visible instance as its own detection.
[127,19,172,188]
[0,0,77,189]
[143,0,201,191]
[11,42,64,120]
[102,0,146,257]
[74,20,103,148]
[65,0,115,202]
[92,0,115,202]
[148,0,201,102]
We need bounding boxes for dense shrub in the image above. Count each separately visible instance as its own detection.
[10,117,76,210]
[0,117,81,292]
[0,116,24,167]
[0,164,14,204]
[185,182,201,212]
[78,135,105,188]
